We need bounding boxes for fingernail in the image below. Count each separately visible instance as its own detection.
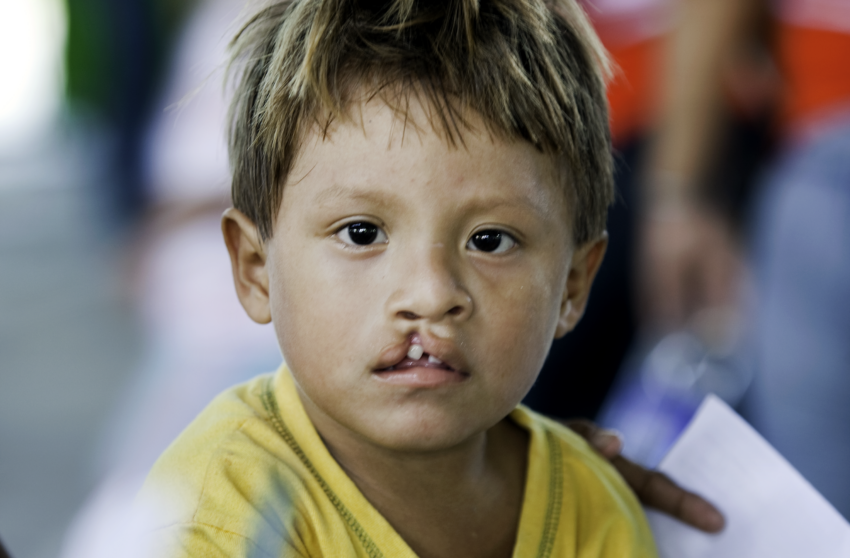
[592,429,624,455]
[705,509,725,532]
[697,501,725,532]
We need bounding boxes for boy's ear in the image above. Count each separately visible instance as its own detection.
[555,233,608,338]
[222,208,272,324]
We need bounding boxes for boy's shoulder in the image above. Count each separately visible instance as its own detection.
[511,404,630,492]
[137,371,293,555]
[137,367,657,558]
[137,367,420,557]
[508,406,658,557]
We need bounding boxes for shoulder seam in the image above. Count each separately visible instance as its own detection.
[150,521,286,558]
[259,376,386,558]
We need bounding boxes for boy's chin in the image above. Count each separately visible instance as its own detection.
[352,407,506,454]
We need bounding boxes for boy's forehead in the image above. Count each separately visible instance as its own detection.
[300,96,568,189]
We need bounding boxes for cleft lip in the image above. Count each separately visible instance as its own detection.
[373,333,468,376]
[381,352,457,373]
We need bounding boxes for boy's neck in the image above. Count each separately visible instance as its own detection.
[298,390,529,558]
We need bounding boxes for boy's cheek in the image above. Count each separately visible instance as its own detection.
[269,264,383,366]
[480,264,565,326]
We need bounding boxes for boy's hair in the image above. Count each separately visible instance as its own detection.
[228,0,613,245]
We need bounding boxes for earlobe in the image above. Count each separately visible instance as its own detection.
[222,208,272,324]
[554,233,608,338]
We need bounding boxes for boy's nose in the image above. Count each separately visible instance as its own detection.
[386,244,473,325]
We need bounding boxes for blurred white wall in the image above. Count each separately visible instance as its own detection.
[0,0,66,155]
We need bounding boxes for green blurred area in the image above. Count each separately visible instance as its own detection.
[62,0,206,220]
[63,0,200,114]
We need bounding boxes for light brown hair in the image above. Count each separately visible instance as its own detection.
[228,0,613,245]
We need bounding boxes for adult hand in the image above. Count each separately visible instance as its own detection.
[638,198,742,329]
[564,419,725,533]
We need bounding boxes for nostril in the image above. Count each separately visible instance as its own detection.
[447,306,463,316]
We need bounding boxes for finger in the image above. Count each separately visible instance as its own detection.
[611,456,725,533]
[704,240,742,311]
[638,241,682,326]
[657,247,689,326]
[562,419,623,459]
[561,418,596,439]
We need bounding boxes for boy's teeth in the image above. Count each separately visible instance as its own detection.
[407,344,424,360]
[428,355,442,365]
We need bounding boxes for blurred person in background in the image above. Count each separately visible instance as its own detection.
[63,0,245,227]
[527,0,770,422]
[642,0,850,518]
[111,0,281,488]
[568,0,777,469]
[61,1,281,555]
[65,0,163,225]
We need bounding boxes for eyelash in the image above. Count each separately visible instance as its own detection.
[466,229,518,254]
[335,221,388,247]
[333,222,518,254]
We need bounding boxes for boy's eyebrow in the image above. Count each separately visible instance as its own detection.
[315,183,557,217]
[314,184,404,208]
[463,192,557,217]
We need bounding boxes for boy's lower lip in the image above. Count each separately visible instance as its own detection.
[372,366,469,387]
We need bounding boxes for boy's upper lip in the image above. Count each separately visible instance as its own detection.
[373,333,468,375]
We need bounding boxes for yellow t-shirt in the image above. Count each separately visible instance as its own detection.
[138,366,658,557]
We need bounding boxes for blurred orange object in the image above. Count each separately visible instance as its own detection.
[582,0,667,146]
[778,24,850,130]
[606,37,664,145]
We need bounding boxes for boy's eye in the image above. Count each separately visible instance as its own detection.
[467,230,516,254]
[337,222,388,246]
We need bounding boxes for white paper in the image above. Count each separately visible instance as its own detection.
[647,394,850,558]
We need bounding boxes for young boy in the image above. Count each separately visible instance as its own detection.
[139,0,659,555]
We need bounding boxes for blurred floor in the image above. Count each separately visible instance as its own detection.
[0,135,143,558]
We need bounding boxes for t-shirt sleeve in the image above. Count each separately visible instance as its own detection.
[146,523,309,558]
[538,415,659,558]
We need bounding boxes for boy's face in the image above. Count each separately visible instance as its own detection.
[224,99,605,452]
